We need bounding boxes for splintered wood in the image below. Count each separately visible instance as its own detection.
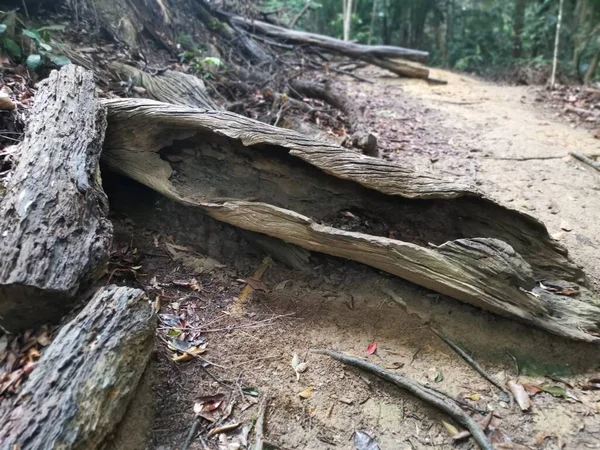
[100,97,600,343]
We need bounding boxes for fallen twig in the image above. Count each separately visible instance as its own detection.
[181,419,200,450]
[312,348,493,450]
[570,151,600,172]
[487,155,565,161]
[330,67,374,83]
[207,422,241,438]
[431,328,513,404]
[254,396,269,450]
[453,412,494,441]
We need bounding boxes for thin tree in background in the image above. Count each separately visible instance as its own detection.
[368,0,377,44]
[512,0,526,58]
[343,0,353,41]
[550,0,564,89]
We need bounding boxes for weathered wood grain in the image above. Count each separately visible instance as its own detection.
[0,65,112,332]
[100,98,600,343]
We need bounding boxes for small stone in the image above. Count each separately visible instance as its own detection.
[0,92,16,110]
[560,221,573,232]
[552,231,565,241]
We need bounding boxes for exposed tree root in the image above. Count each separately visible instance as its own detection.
[312,348,494,450]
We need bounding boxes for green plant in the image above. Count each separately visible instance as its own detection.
[21,25,70,71]
[179,50,225,79]
[0,23,21,59]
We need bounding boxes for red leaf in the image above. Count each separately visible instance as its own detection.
[366,342,377,355]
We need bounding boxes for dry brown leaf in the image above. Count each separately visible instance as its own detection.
[534,432,547,445]
[442,420,459,437]
[298,386,314,399]
[466,392,481,401]
[508,380,531,411]
[522,383,542,395]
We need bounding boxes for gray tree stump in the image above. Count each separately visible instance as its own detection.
[0,285,155,450]
[0,65,112,332]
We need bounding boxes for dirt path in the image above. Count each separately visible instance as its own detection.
[118,70,600,450]
[362,69,600,288]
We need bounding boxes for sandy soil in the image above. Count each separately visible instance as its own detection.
[111,69,600,450]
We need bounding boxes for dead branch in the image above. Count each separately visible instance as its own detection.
[431,328,513,403]
[289,0,311,29]
[254,396,269,450]
[570,151,600,172]
[99,98,600,343]
[312,349,493,450]
[289,78,377,155]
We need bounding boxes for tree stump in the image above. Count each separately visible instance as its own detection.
[0,285,155,450]
[0,65,112,332]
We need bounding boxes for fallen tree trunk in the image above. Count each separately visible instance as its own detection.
[100,98,600,343]
[0,65,112,332]
[222,14,434,80]
[225,14,428,62]
[0,285,155,450]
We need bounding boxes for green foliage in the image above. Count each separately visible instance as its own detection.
[0,22,21,58]
[179,49,225,79]
[22,25,71,71]
[0,21,70,71]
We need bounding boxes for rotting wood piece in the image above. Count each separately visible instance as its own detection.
[0,65,112,332]
[100,98,600,343]
[289,78,377,156]
[109,62,220,110]
[0,285,156,450]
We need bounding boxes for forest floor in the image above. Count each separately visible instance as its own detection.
[107,69,600,450]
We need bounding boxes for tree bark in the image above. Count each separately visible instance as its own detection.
[512,0,526,58]
[109,62,220,110]
[550,0,564,89]
[583,51,599,85]
[99,98,600,344]
[343,0,353,41]
[0,65,112,332]
[0,285,155,450]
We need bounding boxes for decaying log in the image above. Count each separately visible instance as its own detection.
[0,285,156,450]
[100,98,600,343]
[289,78,377,156]
[0,65,112,332]
[109,62,219,110]
[223,14,434,80]
[225,15,428,62]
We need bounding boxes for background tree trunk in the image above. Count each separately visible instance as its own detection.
[550,0,564,88]
[343,0,353,41]
[513,0,526,58]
